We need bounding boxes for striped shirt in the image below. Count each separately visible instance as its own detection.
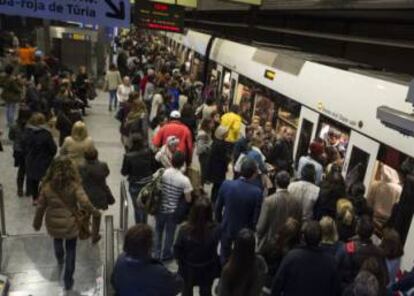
[160,168,193,214]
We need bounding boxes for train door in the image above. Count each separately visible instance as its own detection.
[230,71,239,105]
[293,107,320,165]
[342,131,380,191]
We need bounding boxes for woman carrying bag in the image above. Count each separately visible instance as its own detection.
[33,156,101,291]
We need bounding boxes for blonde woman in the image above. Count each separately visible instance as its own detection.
[319,216,341,256]
[33,156,101,291]
[60,121,94,166]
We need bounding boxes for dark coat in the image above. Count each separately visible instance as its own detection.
[22,125,57,180]
[56,110,82,146]
[313,181,346,220]
[79,160,114,210]
[271,246,340,296]
[336,239,388,290]
[121,149,155,183]
[207,139,229,184]
[111,253,183,296]
[269,139,293,173]
[174,223,221,285]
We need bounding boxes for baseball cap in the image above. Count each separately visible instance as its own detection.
[170,110,181,119]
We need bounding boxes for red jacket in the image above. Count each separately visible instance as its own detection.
[152,121,193,160]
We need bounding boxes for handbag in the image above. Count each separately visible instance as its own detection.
[59,195,92,240]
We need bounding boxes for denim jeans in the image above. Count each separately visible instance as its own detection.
[128,182,147,224]
[155,212,177,260]
[109,90,117,110]
[5,103,17,126]
[54,238,77,289]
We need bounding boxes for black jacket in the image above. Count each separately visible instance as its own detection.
[56,110,82,146]
[271,246,340,296]
[22,125,57,180]
[207,139,229,183]
[269,139,293,173]
[79,160,114,210]
[121,149,156,183]
[336,239,388,291]
[174,223,221,285]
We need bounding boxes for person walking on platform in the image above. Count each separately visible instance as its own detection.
[174,198,221,296]
[121,135,156,224]
[79,146,114,213]
[55,100,82,147]
[206,125,230,204]
[256,171,302,252]
[112,224,183,296]
[60,121,95,167]
[196,119,213,186]
[9,108,30,197]
[8,108,31,197]
[117,76,133,107]
[269,127,295,175]
[215,159,263,264]
[155,152,193,261]
[33,156,101,291]
[220,105,242,157]
[1,65,23,126]
[22,112,57,205]
[152,110,193,165]
[104,63,122,111]
[219,229,267,296]
[18,41,35,80]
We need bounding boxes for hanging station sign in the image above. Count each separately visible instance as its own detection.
[135,1,185,33]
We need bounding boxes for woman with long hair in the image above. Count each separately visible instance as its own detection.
[60,121,95,167]
[33,156,101,291]
[174,197,221,296]
[104,63,122,111]
[219,229,267,296]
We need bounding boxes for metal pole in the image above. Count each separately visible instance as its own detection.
[119,181,124,232]
[0,184,6,236]
[104,215,114,296]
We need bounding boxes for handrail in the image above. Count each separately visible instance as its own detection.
[104,215,114,296]
[0,184,6,236]
[119,180,129,235]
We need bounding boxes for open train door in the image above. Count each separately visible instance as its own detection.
[230,71,239,105]
[293,107,320,167]
[342,131,380,191]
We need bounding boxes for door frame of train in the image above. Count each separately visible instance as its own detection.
[342,131,380,191]
[230,71,239,106]
[216,64,223,95]
[293,107,320,164]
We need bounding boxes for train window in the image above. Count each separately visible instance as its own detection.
[295,119,314,168]
[317,116,350,159]
[235,84,256,124]
[253,94,277,127]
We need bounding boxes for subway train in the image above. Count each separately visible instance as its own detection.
[160,29,414,270]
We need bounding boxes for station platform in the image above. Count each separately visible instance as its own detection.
[0,92,131,295]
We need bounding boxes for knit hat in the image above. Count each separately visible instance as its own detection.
[214,125,229,140]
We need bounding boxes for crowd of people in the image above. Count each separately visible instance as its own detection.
[107,31,414,296]
[0,31,110,291]
[1,28,414,295]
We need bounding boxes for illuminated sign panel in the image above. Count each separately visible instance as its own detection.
[135,1,184,33]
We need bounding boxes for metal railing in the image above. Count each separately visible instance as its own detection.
[119,180,129,235]
[0,184,6,236]
[104,215,114,296]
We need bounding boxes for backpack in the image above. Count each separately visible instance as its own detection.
[137,169,165,215]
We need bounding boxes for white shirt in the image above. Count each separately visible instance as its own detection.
[160,167,193,214]
[117,84,133,103]
[150,93,163,121]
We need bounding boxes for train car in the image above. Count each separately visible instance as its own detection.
[162,29,414,270]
